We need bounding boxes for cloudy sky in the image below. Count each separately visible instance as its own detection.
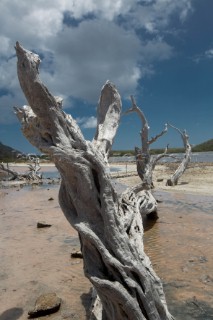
[0,0,212,153]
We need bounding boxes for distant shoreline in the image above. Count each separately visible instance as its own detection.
[1,161,213,196]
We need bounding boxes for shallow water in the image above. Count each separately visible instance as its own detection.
[109,151,213,163]
[0,186,212,319]
[144,191,213,319]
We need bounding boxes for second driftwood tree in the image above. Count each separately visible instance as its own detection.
[125,97,191,190]
[14,42,174,320]
[166,124,191,186]
[0,157,42,181]
[125,95,168,190]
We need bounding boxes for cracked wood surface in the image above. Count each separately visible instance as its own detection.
[14,42,174,320]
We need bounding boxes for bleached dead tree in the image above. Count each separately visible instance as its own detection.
[0,156,42,181]
[166,124,191,186]
[0,163,20,180]
[125,96,168,190]
[14,42,174,320]
[125,98,191,191]
[26,156,42,180]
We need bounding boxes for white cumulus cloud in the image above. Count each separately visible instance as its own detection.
[205,49,213,59]
[0,0,193,124]
[76,116,97,128]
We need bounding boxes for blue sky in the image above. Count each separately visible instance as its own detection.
[0,0,212,154]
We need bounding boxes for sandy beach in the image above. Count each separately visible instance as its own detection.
[0,163,213,319]
[112,162,213,195]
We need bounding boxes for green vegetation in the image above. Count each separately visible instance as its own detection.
[0,142,21,162]
[150,148,184,155]
[192,139,213,152]
[110,148,185,157]
[1,138,212,162]
[109,150,135,157]
[0,142,51,163]
[111,139,213,157]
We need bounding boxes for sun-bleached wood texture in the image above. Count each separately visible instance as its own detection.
[0,157,41,181]
[124,98,191,189]
[166,124,191,186]
[125,96,168,190]
[14,42,174,320]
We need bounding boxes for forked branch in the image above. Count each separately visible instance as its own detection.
[166,124,191,186]
[93,81,122,162]
[14,43,174,320]
[125,96,168,190]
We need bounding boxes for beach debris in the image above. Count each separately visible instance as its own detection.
[0,157,42,182]
[28,292,61,318]
[71,250,83,259]
[188,255,208,264]
[37,221,52,228]
[200,274,213,284]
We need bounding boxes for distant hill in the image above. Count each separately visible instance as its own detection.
[192,139,213,152]
[0,142,21,161]
[111,139,213,156]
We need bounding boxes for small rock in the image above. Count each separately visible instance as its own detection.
[71,250,83,259]
[199,256,208,263]
[48,197,54,201]
[182,266,189,273]
[37,222,52,228]
[200,274,212,283]
[28,292,61,318]
[156,199,163,203]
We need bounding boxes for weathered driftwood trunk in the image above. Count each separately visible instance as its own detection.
[0,163,20,180]
[166,125,191,186]
[125,96,169,219]
[15,42,174,320]
[0,159,42,181]
[125,96,168,190]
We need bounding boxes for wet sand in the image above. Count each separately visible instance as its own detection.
[145,191,213,319]
[0,164,213,319]
[0,186,91,319]
[114,162,213,196]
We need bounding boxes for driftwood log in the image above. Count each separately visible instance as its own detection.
[166,124,191,186]
[0,163,21,180]
[125,98,191,190]
[14,42,174,320]
[125,96,168,190]
[0,158,41,181]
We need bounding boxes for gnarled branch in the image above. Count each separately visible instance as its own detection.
[166,124,191,186]
[0,158,42,181]
[125,96,168,190]
[14,43,174,320]
[93,81,122,162]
